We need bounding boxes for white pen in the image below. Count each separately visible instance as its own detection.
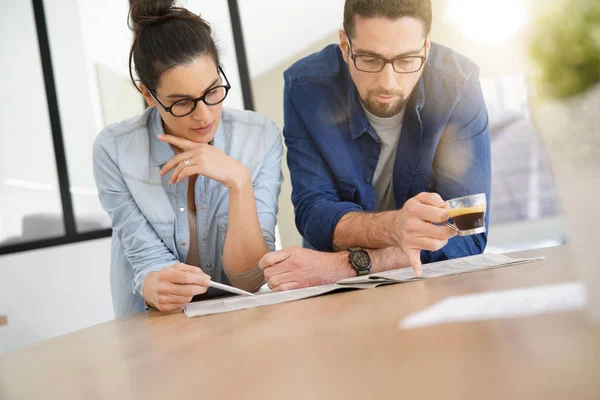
[209,280,256,297]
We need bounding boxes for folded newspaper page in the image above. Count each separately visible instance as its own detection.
[184,253,544,318]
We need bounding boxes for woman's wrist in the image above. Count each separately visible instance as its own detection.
[141,271,159,308]
[227,166,251,191]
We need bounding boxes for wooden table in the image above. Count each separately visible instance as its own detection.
[1,246,599,399]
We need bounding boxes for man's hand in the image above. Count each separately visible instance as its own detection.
[258,247,351,292]
[158,134,250,189]
[142,263,211,312]
[388,192,457,277]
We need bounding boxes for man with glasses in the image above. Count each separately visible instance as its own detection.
[259,0,491,291]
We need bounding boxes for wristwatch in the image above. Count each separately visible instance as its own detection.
[348,246,372,276]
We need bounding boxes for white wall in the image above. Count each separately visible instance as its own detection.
[239,0,346,247]
[240,0,345,78]
[0,239,114,352]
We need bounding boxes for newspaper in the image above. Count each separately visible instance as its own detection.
[184,253,544,318]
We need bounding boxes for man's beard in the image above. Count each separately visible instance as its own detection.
[361,88,408,118]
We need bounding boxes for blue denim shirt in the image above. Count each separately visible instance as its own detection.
[283,43,491,262]
[93,107,283,318]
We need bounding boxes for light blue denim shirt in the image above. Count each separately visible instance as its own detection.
[93,107,283,318]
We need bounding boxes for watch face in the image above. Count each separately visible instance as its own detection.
[351,250,371,269]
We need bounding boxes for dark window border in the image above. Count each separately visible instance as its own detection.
[0,0,253,256]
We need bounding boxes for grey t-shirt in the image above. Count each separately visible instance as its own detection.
[363,107,405,211]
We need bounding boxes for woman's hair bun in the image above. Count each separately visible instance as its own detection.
[129,0,188,31]
[128,0,220,92]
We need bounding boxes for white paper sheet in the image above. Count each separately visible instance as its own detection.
[399,282,586,329]
[184,284,341,317]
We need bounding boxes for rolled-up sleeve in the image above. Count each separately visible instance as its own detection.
[283,75,362,251]
[93,131,178,295]
[423,68,492,263]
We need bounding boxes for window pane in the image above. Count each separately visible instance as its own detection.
[45,0,140,233]
[479,74,558,222]
[0,2,65,245]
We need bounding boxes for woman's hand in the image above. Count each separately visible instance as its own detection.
[158,134,251,189]
[142,263,211,312]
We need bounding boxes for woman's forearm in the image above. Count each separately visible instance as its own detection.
[222,172,269,280]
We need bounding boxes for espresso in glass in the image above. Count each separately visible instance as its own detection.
[445,194,487,236]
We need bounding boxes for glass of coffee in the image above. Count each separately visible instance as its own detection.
[445,193,487,236]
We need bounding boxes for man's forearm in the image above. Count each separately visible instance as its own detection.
[332,211,397,251]
[368,247,411,273]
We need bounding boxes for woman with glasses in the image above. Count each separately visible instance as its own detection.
[93,0,283,317]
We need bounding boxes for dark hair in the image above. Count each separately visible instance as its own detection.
[128,0,220,92]
[343,0,432,39]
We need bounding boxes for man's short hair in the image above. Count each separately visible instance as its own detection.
[343,0,432,39]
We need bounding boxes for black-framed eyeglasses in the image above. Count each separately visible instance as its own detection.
[148,66,231,117]
[348,41,427,74]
